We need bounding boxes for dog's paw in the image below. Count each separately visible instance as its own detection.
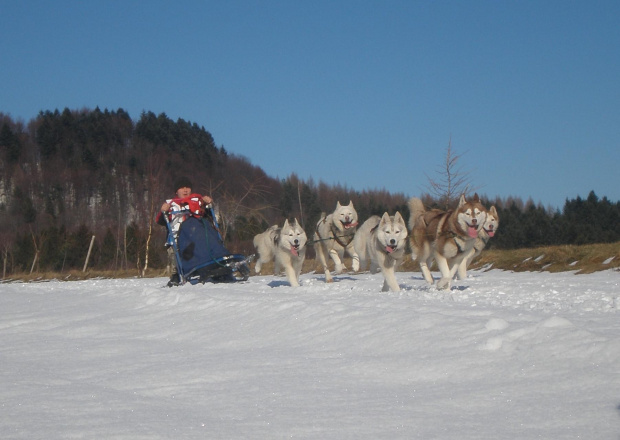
[437,277,452,290]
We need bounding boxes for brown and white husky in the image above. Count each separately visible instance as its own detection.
[408,194,487,290]
[453,205,499,280]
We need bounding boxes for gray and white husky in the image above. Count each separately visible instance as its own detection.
[253,219,307,287]
[313,201,360,283]
[354,212,408,292]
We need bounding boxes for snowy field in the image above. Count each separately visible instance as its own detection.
[2,269,619,439]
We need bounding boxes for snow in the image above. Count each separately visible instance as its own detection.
[2,269,620,439]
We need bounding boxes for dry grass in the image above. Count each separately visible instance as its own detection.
[3,242,618,282]
[468,241,620,274]
[309,241,620,275]
[1,268,166,283]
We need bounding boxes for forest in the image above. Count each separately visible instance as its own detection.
[1,107,619,276]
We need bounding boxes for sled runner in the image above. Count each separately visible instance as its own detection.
[163,197,252,286]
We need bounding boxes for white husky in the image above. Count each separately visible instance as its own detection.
[253,219,307,287]
[253,225,280,274]
[354,212,408,292]
[313,201,360,283]
[453,205,499,280]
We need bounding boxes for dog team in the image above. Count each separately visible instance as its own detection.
[253,195,499,291]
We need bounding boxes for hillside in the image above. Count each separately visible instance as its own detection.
[1,108,619,277]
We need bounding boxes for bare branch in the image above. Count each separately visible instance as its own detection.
[423,137,476,209]
[208,176,274,240]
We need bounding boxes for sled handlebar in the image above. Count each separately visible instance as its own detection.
[165,204,212,215]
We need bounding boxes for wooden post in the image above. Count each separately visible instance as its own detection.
[29,251,39,275]
[83,235,96,272]
[297,180,305,229]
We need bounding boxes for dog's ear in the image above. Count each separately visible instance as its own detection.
[380,212,390,224]
[336,201,342,208]
[394,211,404,224]
[458,194,466,207]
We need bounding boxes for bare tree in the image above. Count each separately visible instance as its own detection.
[141,152,166,277]
[206,176,273,241]
[424,137,476,209]
[29,227,42,274]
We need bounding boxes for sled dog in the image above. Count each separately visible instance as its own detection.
[253,219,307,287]
[253,225,280,274]
[408,194,487,290]
[313,201,360,282]
[453,205,499,280]
[354,212,408,292]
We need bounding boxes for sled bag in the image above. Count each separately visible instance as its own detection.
[176,216,230,275]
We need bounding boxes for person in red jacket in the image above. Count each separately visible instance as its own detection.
[157,177,213,286]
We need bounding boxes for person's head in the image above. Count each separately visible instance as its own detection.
[173,177,193,198]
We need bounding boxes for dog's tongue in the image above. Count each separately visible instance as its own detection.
[385,246,394,253]
[487,230,495,238]
[468,226,478,238]
[291,247,298,256]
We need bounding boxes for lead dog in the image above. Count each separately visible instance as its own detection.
[453,205,499,280]
[313,201,360,283]
[408,194,487,290]
[253,219,307,287]
[354,212,408,292]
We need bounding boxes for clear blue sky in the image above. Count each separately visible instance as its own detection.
[2,0,619,210]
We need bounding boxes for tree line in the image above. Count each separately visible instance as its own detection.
[1,108,618,276]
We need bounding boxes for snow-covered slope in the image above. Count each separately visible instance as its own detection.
[2,269,619,439]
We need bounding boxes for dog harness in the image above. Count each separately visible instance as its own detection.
[314,217,355,248]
